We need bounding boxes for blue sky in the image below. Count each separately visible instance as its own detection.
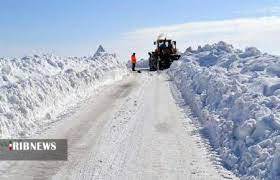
[1,0,280,59]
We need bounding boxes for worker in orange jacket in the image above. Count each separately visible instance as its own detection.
[131,53,137,71]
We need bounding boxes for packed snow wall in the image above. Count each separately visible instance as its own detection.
[168,42,280,179]
[0,50,128,138]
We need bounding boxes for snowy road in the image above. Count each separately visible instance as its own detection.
[0,71,237,180]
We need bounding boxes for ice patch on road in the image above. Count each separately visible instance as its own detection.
[0,48,128,138]
[168,41,280,179]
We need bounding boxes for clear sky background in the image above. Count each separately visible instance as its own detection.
[1,0,280,60]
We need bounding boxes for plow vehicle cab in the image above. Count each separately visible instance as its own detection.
[149,38,180,71]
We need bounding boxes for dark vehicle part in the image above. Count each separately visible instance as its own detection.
[149,38,180,71]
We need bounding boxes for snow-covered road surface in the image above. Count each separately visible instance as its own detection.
[0,71,237,180]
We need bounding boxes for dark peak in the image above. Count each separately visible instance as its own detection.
[96,45,105,53]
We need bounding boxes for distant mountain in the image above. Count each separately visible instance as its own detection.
[94,45,106,57]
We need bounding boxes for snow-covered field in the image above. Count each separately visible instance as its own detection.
[168,42,280,179]
[0,46,128,138]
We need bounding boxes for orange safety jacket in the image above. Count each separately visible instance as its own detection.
[131,55,137,63]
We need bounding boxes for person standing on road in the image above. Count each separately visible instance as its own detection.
[131,53,137,71]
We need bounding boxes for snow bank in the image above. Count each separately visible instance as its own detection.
[168,41,280,179]
[0,47,128,138]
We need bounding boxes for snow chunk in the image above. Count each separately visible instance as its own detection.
[240,47,261,58]
[263,80,280,96]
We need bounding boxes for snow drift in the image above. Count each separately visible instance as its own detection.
[168,42,280,179]
[0,47,128,138]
